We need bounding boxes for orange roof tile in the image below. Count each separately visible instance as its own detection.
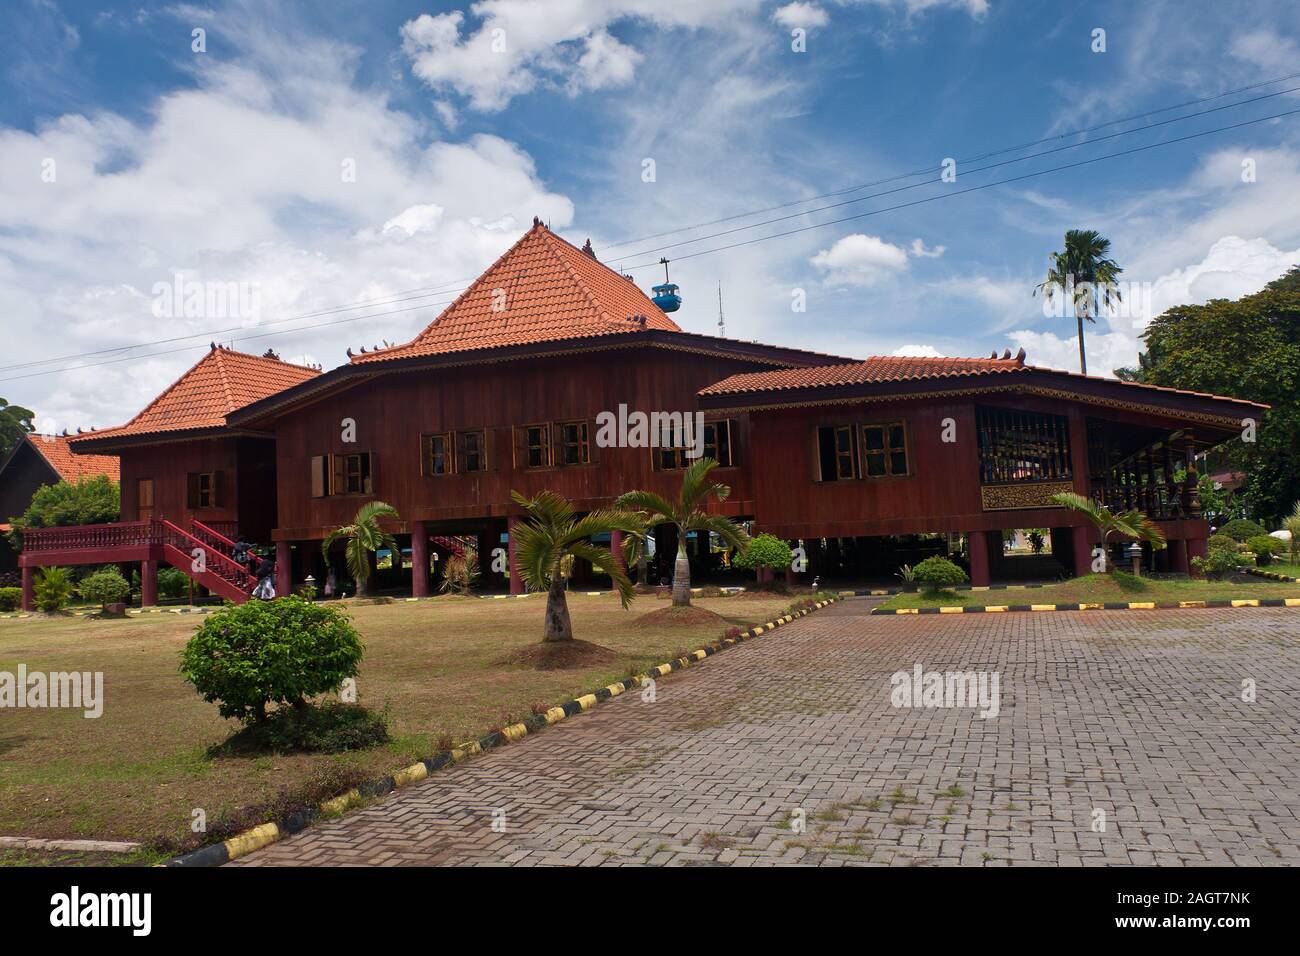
[28,434,120,482]
[351,221,680,363]
[701,355,1027,395]
[70,346,320,443]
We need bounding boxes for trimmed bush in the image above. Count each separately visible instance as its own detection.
[1207,532,1239,553]
[913,555,968,593]
[77,567,130,611]
[734,534,793,573]
[180,596,364,725]
[33,566,72,613]
[1193,548,1240,580]
[1246,535,1284,566]
[0,587,21,611]
[1218,518,1266,542]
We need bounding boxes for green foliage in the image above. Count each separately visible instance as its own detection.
[1033,229,1124,374]
[0,398,35,457]
[1218,518,1266,542]
[733,533,792,572]
[0,587,21,611]
[157,567,190,600]
[1246,535,1284,565]
[1051,492,1167,556]
[77,567,130,608]
[1207,533,1240,554]
[209,702,389,755]
[7,475,120,550]
[321,501,401,597]
[1193,548,1240,581]
[912,556,968,593]
[1025,529,1047,554]
[1284,501,1300,560]
[180,596,364,725]
[33,566,72,612]
[438,548,480,595]
[1134,267,1300,525]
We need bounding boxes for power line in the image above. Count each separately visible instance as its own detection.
[615,106,1300,271]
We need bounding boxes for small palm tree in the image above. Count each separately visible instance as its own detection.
[1034,229,1124,375]
[321,501,400,597]
[1283,500,1300,563]
[617,457,751,606]
[1052,492,1166,571]
[509,490,640,643]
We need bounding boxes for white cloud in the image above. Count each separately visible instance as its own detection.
[772,3,829,29]
[810,234,910,286]
[1148,235,1300,319]
[401,0,762,112]
[1230,29,1300,74]
[892,343,944,357]
[909,238,945,258]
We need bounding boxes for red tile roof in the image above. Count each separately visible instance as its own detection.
[70,346,320,443]
[701,355,1027,395]
[351,221,680,364]
[28,434,120,482]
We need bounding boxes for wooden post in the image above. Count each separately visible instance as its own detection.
[141,559,158,607]
[1186,536,1207,577]
[21,565,34,612]
[507,515,524,595]
[275,541,291,597]
[1168,538,1189,575]
[411,525,429,598]
[1072,524,1094,576]
[968,531,990,587]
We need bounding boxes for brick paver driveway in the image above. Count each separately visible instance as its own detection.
[233,602,1300,866]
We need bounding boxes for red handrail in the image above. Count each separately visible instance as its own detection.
[159,520,254,593]
[190,518,238,556]
[21,520,158,553]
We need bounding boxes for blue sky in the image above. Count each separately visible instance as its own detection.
[2,0,1299,432]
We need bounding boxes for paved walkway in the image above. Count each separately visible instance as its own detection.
[233,602,1300,866]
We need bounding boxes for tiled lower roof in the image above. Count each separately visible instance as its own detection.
[700,355,1026,395]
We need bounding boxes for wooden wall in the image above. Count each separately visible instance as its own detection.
[269,347,769,540]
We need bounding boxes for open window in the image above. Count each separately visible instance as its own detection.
[703,420,733,467]
[310,453,375,496]
[458,429,487,473]
[557,420,590,466]
[186,471,220,508]
[861,422,909,477]
[516,423,552,469]
[816,425,857,481]
[421,433,453,476]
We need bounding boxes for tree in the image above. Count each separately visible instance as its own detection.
[321,501,400,598]
[732,533,791,584]
[1051,492,1166,570]
[509,490,639,643]
[78,567,131,612]
[1033,229,1124,375]
[7,475,119,551]
[1126,266,1300,525]
[0,398,35,457]
[617,457,750,606]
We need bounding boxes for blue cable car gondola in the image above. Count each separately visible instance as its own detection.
[651,257,682,312]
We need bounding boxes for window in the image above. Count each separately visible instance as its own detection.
[523,424,551,469]
[312,453,376,496]
[458,430,486,473]
[186,471,219,508]
[816,425,857,481]
[426,433,452,475]
[861,422,909,477]
[703,420,733,467]
[976,407,1071,484]
[559,421,590,466]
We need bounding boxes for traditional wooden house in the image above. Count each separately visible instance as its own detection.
[15,220,1264,608]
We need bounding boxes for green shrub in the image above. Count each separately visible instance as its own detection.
[157,567,190,600]
[1193,548,1240,580]
[1207,532,1239,553]
[1246,535,1284,566]
[33,566,72,613]
[734,534,793,573]
[77,567,130,610]
[0,586,21,611]
[913,555,968,593]
[1218,518,1266,542]
[209,702,389,755]
[180,596,364,725]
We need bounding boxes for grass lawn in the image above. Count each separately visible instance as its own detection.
[1258,562,1300,579]
[0,591,798,855]
[878,573,1300,610]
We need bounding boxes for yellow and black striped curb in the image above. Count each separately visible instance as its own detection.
[1242,567,1300,583]
[841,582,1050,597]
[0,606,214,620]
[163,595,841,867]
[872,598,1300,615]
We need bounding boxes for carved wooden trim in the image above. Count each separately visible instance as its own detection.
[980,480,1074,512]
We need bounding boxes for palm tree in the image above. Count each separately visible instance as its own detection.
[1034,229,1124,375]
[617,457,751,606]
[509,490,640,643]
[321,501,400,597]
[1051,492,1167,571]
[1283,500,1300,563]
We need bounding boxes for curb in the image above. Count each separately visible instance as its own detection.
[1242,567,1300,583]
[840,582,1051,597]
[163,595,841,867]
[871,598,1300,615]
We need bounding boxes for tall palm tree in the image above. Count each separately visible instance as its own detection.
[1051,492,1166,571]
[509,490,640,643]
[1034,229,1124,375]
[617,457,751,607]
[321,501,400,597]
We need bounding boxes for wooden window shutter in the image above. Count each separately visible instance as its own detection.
[331,454,345,496]
[310,456,326,498]
[419,435,431,477]
[512,426,527,470]
[186,473,200,509]
[366,452,377,494]
[551,423,564,468]
[812,427,825,483]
